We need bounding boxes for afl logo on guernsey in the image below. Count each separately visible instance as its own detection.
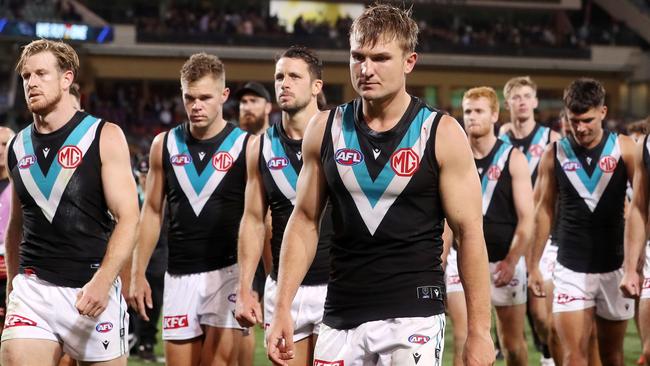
[57,145,83,168]
[598,156,617,173]
[486,165,501,181]
[212,151,233,171]
[170,154,192,166]
[267,157,289,170]
[390,148,419,177]
[528,144,544,157]
[562,161,582,172]
[18,154,36,169]
[335,148,363,166]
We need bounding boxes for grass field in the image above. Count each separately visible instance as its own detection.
[126,318,644,365]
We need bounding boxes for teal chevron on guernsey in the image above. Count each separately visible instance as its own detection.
[331,103,438,235]
[556,133,620,212]
[525,126,550,171]
[262,125,298,205]
[167,124,247,216]
[481,142,513,216]
[13,115,101,223]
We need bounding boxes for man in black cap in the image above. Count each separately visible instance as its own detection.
[237,81,272,135]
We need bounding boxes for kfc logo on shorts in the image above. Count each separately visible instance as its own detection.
[408,334,430,344]
[391,148,419,177]
[95,322,113,333]
[58,146,83,168]
[228,293,237,303]
[335,148,363,166]
[170,154,192,166]
[598,156,617,173]
[556,293,587,305]
[212,151,233,171]
[528,144,544,157]
[267,157,289,170]
[643,278,650,290]
[4,314,37,328]
[164,315,189,329]
[562,161,582,172]
[18,154,36,169]
[314,360,344,366]
[487,165,501,181]
[448,275,461,285]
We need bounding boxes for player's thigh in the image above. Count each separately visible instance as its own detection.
[1,338,62,366]
[165,337,202,366]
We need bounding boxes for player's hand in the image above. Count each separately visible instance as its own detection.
[235,287,263,327]
[527,265,546,297]
[463,330,496,366]
[76,277,112,318]
[128,273,152,321]
[619,269,641,298]
[493,258,515,287]
[266,309,295,365]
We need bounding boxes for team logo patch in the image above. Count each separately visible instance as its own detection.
[486,165,501,180]
[267,157,289,170]
[528,144,544,157]
[18,154,36,169]
[170,154,192,166]
[598,155,617,173]
[95,322,113,333]
[562,161,582,172]
[5,314,37,328]
[391,148,419,177]
[335,148,363,166]
[556,293,588,305]
[164,315,189,329]
[408,334,430,344]
[212,151,233,171]
[57,145,83,168]
[228,293,237,303]
[314,360,344,366]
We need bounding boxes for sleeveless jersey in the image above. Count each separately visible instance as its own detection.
[644,135,650,181]
[7,112,114,287]
[554,131,627,273]
[321,96,446,329]
[475,139,516,262]
[499,124,551,184]
[162,122,249,274]
[259,123,332,285]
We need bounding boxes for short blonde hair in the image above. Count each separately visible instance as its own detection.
[504,76,537,100]
[350,4,418,54]
[180,53,225,85]
[16,39,79,80]
[463,86,500,114]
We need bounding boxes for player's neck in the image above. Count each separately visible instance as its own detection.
[190,118,226,140]
[470,133,497,159]
[32,98,77,134]
[362,90,410,133]
[0,167,7,180]
[282,101,318,140]
[510,117,536,139]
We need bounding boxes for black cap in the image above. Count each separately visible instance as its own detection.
[136,157,149,173]
[235,82,271,102]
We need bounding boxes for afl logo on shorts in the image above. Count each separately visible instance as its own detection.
[212,151,233,171]
[391,148,419,177]
[408,334,431,344]
[598,155,617,173]
[486,165,501,181]
[528,144,544,157]
[562,161,582,172]
[170,154,192,166]
[267,157,289,170]
[18,154,36,169]
[95,322,113,333]
[58,146,82,169]
[335,148,363,166]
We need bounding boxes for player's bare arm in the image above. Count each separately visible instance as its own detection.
[3,140,21,296]
[621,136,645,298]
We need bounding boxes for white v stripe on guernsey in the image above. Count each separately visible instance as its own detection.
[262,132,296,205]
[167,131,247,216]
[481,143,513,215]
[331,107,437,236]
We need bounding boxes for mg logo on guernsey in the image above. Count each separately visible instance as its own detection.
[391,148,419,177]
[408,334,431,344]
[5,314,37,328]
[599,155,617,173]
[335,148,363,166]
[562,161,582,172]
[170,154,192,166]
[212,151,233,171]
[164,315,188,329]
[486,165,501,181]
[95,322,113,333]
[528,144,544,157]
[58,145,83,169]
[18,154,36,169]
[314,360,344,366]
[267,157,289,170]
